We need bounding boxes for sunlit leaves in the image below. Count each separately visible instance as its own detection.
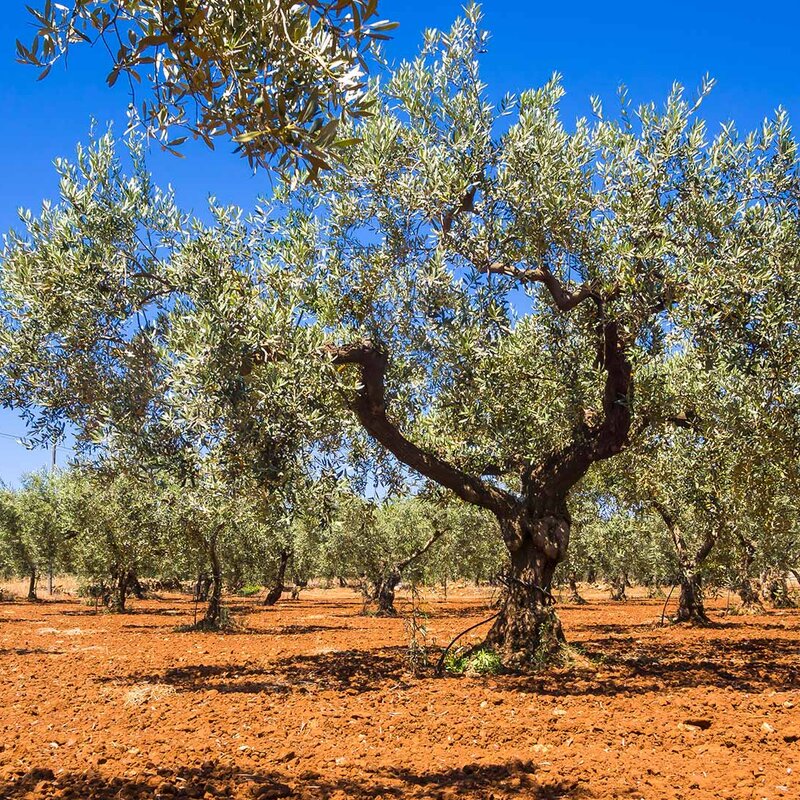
[20,0,395,181]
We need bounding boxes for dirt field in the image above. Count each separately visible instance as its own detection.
[1,585,798,800]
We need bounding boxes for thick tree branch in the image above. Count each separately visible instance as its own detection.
[328,341,518,518]
[522,320,633,505]
[485,263,601,312]
[652,497,717,569]
[651,498,677,532]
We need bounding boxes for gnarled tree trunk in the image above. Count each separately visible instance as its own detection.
[202,533,223,628]
[373,566,402,615]
[736,534,763,613]
[264,549,290,606]
[567,570,587,604]
[675,571,709,624]
[765,570,796,609]
[290,578,307,600]
[483,512,569,670]
[130,573,147,600]
[27,566,37,601]
[110,569,129,612]
[196,572,212,602]
[609,572,628,601]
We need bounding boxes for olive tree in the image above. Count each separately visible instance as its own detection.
[275,10,800,666]
[4,10,798,670]
[60,469,164,610]
[0,473,64,600]
[0,132,334,613]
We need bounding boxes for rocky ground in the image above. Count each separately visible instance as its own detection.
[1,585,798,799]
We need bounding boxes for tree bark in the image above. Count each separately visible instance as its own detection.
[373,567,401,616]
[110,569,129,612]
[290,578,307,600]
[27,566,37,601]
[675,572,710,624]
[484,515,567,670]
[130,572,146,600]
[203,536,223,628]
[765,571,796,609]
[609,572,628,601]
[195,572,212,602]
[735,534,763,613]
[264,549,290,606]
[567,571,587,604]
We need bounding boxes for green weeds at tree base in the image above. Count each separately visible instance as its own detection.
[443,647,503,676]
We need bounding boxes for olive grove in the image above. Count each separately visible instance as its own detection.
[1,7,799,671]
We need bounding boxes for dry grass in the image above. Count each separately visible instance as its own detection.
[0,574,79,599]
[123,683,177,707]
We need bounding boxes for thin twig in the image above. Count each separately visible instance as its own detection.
[660,582,678,626]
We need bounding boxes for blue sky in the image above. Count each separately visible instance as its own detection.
[0,0,799,483]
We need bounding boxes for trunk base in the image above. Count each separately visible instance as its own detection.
[484,602,567,672]
[736,598,765,615]
[372,570,400,616]
[674,576,710,625]
[766,577,797,609]
[567,591,588,605]
[566,574,587,605]
[736,579,764,614]
[263,584,283,606]
[485,523,571,672]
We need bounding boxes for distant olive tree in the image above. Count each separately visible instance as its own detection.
[0,473,63,600]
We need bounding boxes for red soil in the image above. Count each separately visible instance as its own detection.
[1,587,798,800]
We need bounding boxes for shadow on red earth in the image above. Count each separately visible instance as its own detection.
[0,762,591,799]
[240,623,357,636]
[99,646,412,695]
[0,647,55,656]
[511,632,800,697]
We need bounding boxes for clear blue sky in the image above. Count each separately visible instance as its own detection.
[0,0,798,483]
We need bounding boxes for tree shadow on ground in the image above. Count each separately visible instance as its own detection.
[60,608,106,617]
[97,622,799,698]
[382,762,586,798]
[240,623,355,636]
[247,596,369,619]
[571,622,657,635]
[0,761,591,799]
[513,632,800,697]
[0,647,54,656]
[712,618,799,632]
[270,646,411,692]
[424,602,499,620]
[99,646,411,695]
[98,663,300,695]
